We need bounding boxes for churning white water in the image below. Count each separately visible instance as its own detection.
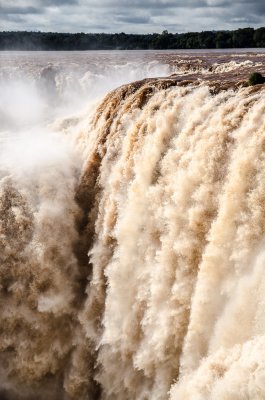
[0,49,265,399]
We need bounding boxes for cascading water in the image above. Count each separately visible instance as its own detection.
[0,50,265,399]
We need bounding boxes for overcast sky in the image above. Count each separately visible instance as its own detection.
[0,0,264,33]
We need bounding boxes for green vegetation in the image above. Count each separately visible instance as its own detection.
[0,27,264,50]
[248,72,265,86]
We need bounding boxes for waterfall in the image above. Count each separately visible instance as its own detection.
[0,52,265,399]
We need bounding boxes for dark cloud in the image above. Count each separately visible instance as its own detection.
[0,6,42,15]
[0,13,26,23]
[0,0,264,33]
[80,0,206,9]
[40,0,79,5]
[116,15,151,24]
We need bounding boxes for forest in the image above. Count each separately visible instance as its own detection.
[0,27,265,50]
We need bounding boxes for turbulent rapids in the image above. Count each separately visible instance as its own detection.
[0,50,265,399]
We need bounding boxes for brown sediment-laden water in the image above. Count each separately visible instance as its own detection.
[0,50,265,399]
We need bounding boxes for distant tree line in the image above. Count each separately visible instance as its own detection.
[0,28,265,50]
